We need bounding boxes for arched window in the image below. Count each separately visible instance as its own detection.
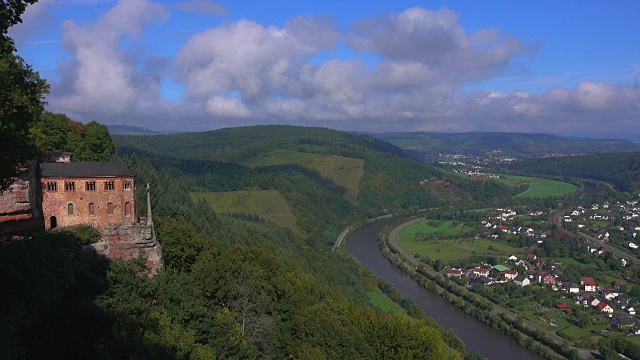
[124,202,131,217]
[107,202,114,215]
[67,202,75,216]
[88,203,95,216]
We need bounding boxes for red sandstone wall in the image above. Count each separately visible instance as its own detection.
[0,161,43,234]
[41,176,136,229]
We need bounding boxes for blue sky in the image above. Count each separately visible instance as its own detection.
[10,0,640,139]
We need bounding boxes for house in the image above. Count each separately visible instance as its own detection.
[527,253,537,261]
[447,268,463,278]
[514,275,530,286]
[565,283,580,293]
[576,293,593,307]
[614,296,630,310]
[601,289,619,301]
[473,267,489,277]
[581,277,597,292]
[595,302,613,314]
[508,255,518,261]
[504,269,518,280]
[543,275,555,285]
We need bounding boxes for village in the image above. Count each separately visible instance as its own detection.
[431,200,640,340]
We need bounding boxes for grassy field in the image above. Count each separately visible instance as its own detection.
[557,326,592,341]
[398,236,522,262]
[191,190,300,232]
[367,290,406,316]
[400,220,474,236]
[243,149,365,203]
[397,219,522,261]
[492,174,577,198]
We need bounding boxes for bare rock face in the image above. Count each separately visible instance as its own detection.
[83,222,163,275]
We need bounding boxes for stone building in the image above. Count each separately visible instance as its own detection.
[1,155,163,274]
[40,162,137,229]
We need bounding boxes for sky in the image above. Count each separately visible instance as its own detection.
[10,0,640,140]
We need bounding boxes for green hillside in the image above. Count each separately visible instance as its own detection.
[191,189,300,232]
[375,131,640,159]
[502,152,640,192]
[115,125,520,239]
[243,149,364,203]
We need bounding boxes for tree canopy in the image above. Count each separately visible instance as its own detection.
[0,0,49,190]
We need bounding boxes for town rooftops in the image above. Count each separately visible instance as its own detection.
[40,162,136,178]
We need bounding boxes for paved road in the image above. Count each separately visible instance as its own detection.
[332,227,350,251]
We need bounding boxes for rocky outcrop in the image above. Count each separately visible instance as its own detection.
[83,219,163,274]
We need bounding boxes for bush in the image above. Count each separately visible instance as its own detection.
[70,225,102,244]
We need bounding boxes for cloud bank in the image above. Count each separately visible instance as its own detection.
[17,1,640,137]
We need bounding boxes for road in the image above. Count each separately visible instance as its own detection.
[550,210,639,267]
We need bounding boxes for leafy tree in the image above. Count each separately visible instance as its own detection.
[0,0,49,189]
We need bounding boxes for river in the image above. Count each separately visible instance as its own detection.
[345,217,542,360]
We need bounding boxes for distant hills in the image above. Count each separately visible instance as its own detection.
[107,124,180,136]
[372,132,640,160]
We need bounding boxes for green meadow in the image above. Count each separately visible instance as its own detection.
[397,220,522,262]
[191,190,300,232]
[366,290,406,316]
[243,149,364,203]
[492,174,577,198]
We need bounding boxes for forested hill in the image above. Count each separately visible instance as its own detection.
[115,125,518,230]
[374,131,640,159]
[503,151,640,192]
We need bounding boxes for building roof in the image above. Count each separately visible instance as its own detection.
[493,265,509,272]
[40,162,136,178]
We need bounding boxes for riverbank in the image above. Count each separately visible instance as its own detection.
[382,217,594,360]
[344,217,544,360]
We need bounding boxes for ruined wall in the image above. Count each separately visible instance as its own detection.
[41,176,136,229]
[0,161,43,234]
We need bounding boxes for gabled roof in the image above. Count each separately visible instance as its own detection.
[40,162,136,178]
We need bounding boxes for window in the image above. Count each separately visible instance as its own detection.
[124,202,131,217]
[104,181,115,191]
[86,181,96,191]
[88,203,95,216]
[107,202,114,215]
[67,203,75,216]
[123,180,131,190]
[46,182,57,192]
[65,181,75,191]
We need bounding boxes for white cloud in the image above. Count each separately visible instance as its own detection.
[23,2,637,138]
[206,96,252,118]
[49,0,168,118]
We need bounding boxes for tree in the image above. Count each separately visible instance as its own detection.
[1,0,49,190]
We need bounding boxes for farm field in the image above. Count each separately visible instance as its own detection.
[397,220,522,262]
[492,174,577,198]
[191,190,300,232]
[242,149,365,203]
[366,290,406,316]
